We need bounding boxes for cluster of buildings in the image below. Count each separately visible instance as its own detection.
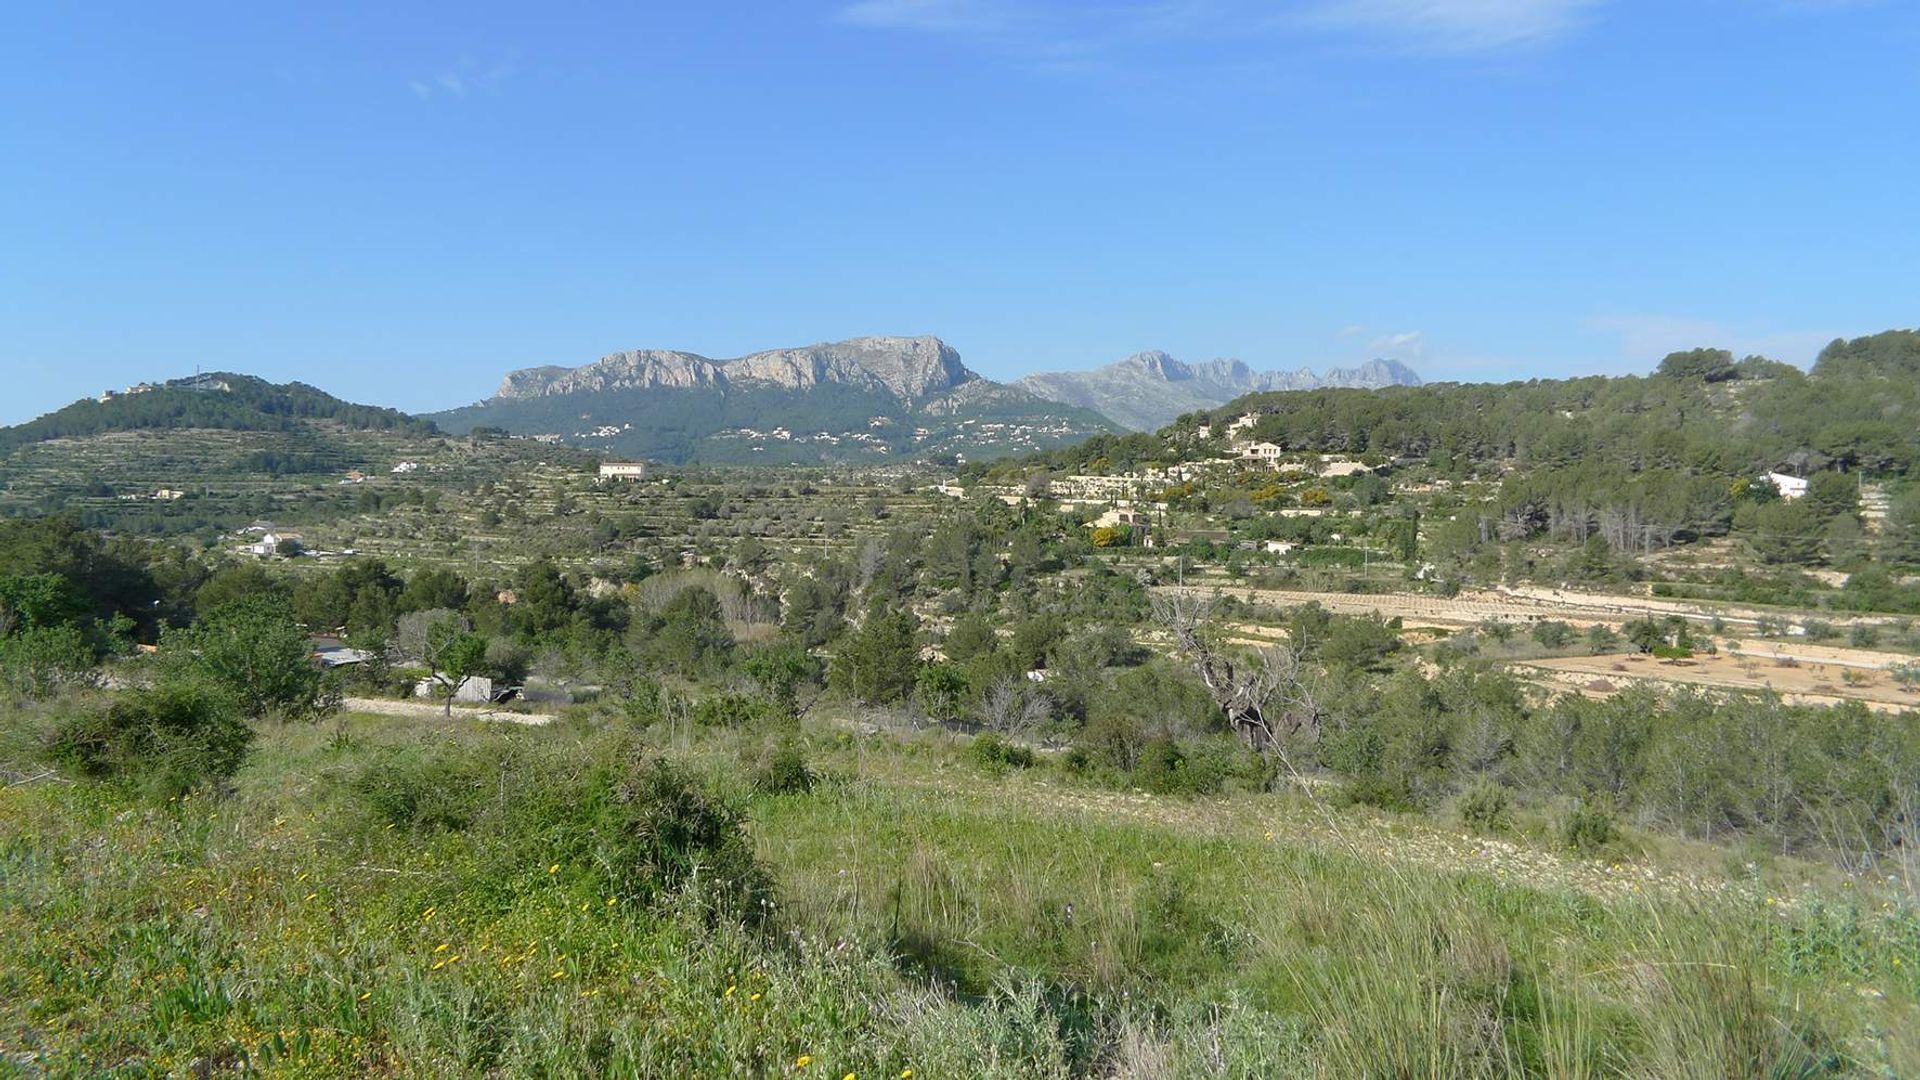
[241,522,305,557]
[96,374,233,403]
[97,382,158,403]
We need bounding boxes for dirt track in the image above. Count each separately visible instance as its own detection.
[1160,582,1894,634]
[343,697,554,726]
[1517,652,1918,713]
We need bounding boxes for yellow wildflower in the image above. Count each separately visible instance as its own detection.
[725,985,736,998]
[549,863,560,874]
[796,1054,812,1068]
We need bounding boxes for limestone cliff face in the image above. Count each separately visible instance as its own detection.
[492,336,972,403]
[493,352,721,398]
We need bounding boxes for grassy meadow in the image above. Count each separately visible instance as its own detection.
[4,706,1917,1078]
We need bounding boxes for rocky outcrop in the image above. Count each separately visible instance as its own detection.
[1015,352,1422,431]
[492,336,973,404]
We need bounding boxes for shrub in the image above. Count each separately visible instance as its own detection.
[49,682,252,798]
[1134,736,1250,796]
[1560,804,1619,855]
[1457,781,1512,833]
[749,736,816,795]
[692,692,767,729]
[0,624,97,703]
[969,732,1035,772]
[612,757,772,922]
[349,745,490,830]
[1338,775,1419,813]
[162,597,336,721]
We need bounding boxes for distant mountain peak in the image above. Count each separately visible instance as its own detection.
[493,335,974,404]
[1121,350,1192,381]
[1013,351,1422,432]
[437,335,1115,465]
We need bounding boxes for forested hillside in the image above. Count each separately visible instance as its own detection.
[0,373,436,452]
[1195,332,1920,475]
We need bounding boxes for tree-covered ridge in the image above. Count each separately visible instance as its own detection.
[1204,331,1920,476]
[0,372,437,451]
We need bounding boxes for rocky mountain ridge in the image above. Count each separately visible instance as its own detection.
[1014,352,1423,431]
[493,336,973,404]
[436,335,1114,464]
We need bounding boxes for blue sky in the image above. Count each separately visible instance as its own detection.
[2,1,1916,423]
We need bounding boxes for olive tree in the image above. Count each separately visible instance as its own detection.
[395,609,490,715]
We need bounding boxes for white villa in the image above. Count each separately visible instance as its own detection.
[1767,472,1809,500]
[598,462,648,481]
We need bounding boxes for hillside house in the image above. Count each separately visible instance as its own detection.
[599,461,648,481]
[249,531,303,556]
[1240,442,1285,466]
[1087,506,1154,547]
[1767,472,1809,500]
[1318,457,1373,478]
[1088,506,1152,530]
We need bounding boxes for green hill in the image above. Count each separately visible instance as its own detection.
[0,375,592,537]
[0,373,436,452]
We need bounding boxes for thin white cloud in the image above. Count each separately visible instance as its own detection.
[832,0,1608,61]
[1367,329,1427,359]
[410,56,516,100]
[1299,0,1604,55]
[837,0,1021,32]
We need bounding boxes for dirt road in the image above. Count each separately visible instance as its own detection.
[343,697,554,726]
[1160,582,1894,635]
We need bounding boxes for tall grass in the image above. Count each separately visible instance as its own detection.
[1,709,1915,1077]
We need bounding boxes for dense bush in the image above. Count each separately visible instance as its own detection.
[0,624,97,703]
[749,736,817,795]
[348,744,493,830]
[162,596,337,721]
[1560,804,1621,855]
[344,734,773,924]
[49,682,252,798]
[968,732,1036,772]
[1456,780,1512,833]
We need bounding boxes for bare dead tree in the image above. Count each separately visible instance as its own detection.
[980,675,1051,742]
[1152,591,1318,755]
